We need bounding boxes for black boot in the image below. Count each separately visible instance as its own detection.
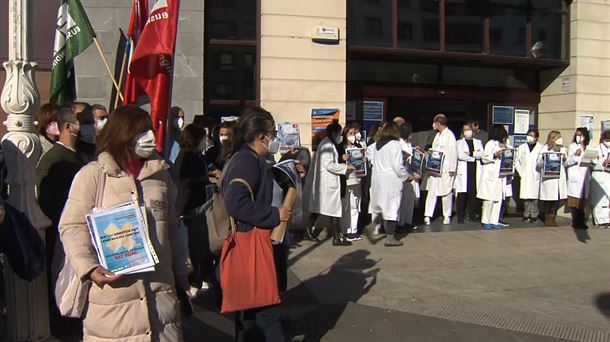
[303,228,320,242]
[332,234,351,246]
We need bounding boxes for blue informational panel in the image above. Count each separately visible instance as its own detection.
[513,135,529,148]
[492,106,514,125]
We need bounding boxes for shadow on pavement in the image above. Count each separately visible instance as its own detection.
[595,293,610,318]
[572,228,591,243]
[284,249,379,342]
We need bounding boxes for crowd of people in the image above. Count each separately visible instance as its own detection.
[0,101,607,341]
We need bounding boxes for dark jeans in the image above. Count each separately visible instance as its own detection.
[236,305,284,342]
[571,208,587,229]
[456,163,479,220]
[543,200,561,215]
[308,213,344,236]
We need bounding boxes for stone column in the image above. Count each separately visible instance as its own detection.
[1,0,52,340]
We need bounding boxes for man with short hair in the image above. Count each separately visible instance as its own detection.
[72,101,96,162]
[36,106,85,338]
[91,103,108,131]
[423,114,458,225]
[472,120,488,144]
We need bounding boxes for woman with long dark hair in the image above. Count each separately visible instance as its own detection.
[222,107,292,341]
[566,127,591,229]
[477,125,509,230]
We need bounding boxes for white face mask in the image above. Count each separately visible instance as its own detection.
[79,124,96,144]
[334,135,343,145]
[526,135,536,143]
[174,117,184,130]
[575,135,584,144]
[219,136,229,144]
[134,130,156,159]
[463,130,473,139]
[46,121,60,137]
[432,122,437,131]
[555,137,564,146]
[69,122,80,139]
[95,117,107,131]
[355,132,362,141]
[264,135,281,154]
[347,135,356,144]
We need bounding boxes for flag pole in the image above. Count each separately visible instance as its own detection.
[114,45,128,109]
[93,37,124,102]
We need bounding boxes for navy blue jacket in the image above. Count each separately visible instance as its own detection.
[223,145,280,231]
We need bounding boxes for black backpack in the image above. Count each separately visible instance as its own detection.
[0,203,45,281]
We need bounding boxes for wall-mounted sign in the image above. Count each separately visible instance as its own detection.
[492,106,514,125]
[312,26,340,43]
[561,77,572,92]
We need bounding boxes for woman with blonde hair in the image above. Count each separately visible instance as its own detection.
[537,130,568,227]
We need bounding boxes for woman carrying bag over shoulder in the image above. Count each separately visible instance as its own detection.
[220,107,292,342]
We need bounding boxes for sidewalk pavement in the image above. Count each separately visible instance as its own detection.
[185,219,610,342]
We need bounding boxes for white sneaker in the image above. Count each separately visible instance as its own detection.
[443,217,451,225]
[424,217,431,225]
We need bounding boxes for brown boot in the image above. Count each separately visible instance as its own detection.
[546,214,558,227]
[545,214,553,227]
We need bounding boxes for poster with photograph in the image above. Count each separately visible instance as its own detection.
[311,108,340,151]
[277,123,301,151]
[425,149,444,177]
[499,148,515,176]
[514,109,530,134]
[410,149,424,176]
[346,148,367,177]
[542,152,562,178]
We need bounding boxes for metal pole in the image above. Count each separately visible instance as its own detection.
[1,0,53,340]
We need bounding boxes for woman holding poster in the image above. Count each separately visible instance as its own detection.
[455,123,484,224]
[341,122,365,241]
[369,122,410,246]
[590,130,610,228]
[477,125,509,230]
[59,106,191,341]
[566,127,591,229]
[537,131,568,227]
[515,129,543,223]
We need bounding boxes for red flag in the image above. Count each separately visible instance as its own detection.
[123,0,149,105]
[128,0,180,152]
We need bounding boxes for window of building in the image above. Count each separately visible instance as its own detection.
[397,0,440,50]
[531,9,566,59]
[445,0,485,53]
[348,0,393,47]
[205,0,258,114]
[489,0,527,56]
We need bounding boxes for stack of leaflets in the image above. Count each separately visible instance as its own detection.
[86,202,159,275]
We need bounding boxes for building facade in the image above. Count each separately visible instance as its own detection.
[1,0,608,147]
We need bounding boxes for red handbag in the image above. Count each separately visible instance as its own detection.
[219,179,281,313]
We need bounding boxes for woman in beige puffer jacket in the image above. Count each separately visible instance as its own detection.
[59,106,190,341]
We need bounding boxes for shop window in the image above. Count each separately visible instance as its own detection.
[445,0,485,53]
[397,0,440,50]
[489,1,527,56]
[348,0,393,47]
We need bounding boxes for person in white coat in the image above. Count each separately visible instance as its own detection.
[590,130,610,228]
[308,121,355,246]
[369,122,410,246]
[398,123,421,230]
[477,125,510,229]
[515,128,543,223]
[566,127,592,229]
[341,122,365,241]
[537,131,568,227]
[455,123,484,223]
[423,114,457,225]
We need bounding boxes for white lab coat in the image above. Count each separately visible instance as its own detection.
[566,142,591,199]
[477,140,506,202]
[369,140,410,221]
[537,144,568,201]
[309,137,348,218]
[424,128,457,196]
[515,142,542,199]
[590,144,610,225]
[455,138,484,193]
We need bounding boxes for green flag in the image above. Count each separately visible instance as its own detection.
[50,0,96,105]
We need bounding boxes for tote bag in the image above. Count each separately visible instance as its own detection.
[219,179,281,313]
[55,168,105,317]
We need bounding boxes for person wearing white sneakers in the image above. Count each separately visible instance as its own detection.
[477,125,510,230]
[423,114,458,225]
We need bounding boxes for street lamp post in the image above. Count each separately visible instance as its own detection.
[1,0,53,341]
